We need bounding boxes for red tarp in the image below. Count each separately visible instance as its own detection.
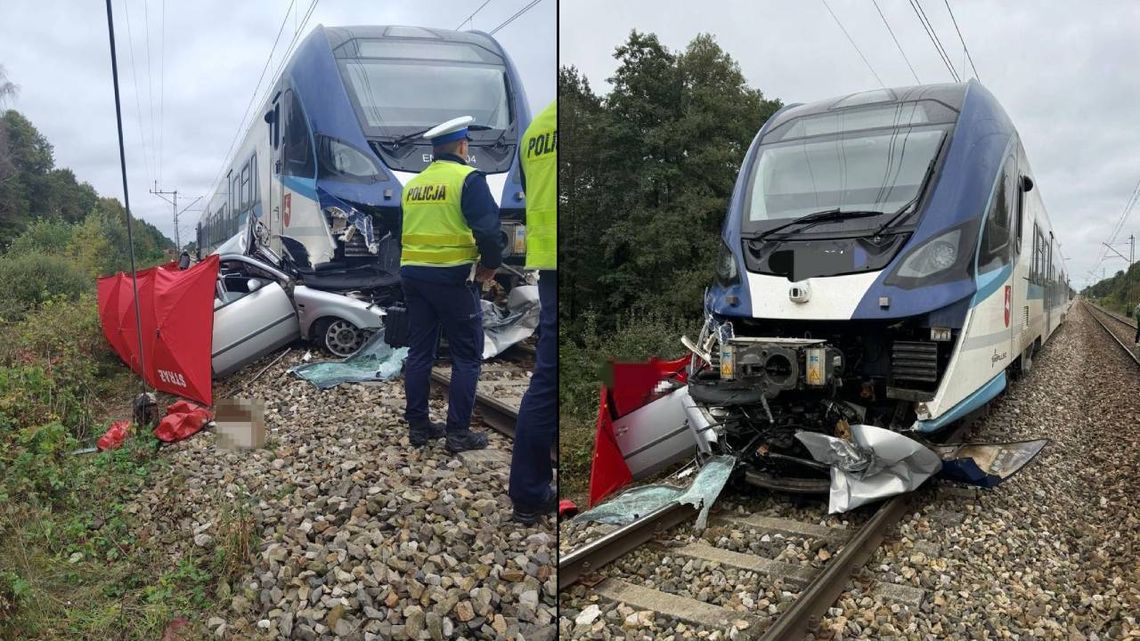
[588,356,690,506]
[153,400,212,443]
[97,255,219,406]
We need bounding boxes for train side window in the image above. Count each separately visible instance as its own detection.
[241,163,251,212]
[283,90,315,177]
[1030,223,1041,283]
[979,157,1015,273]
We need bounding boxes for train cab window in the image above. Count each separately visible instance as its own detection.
[978,157,1016,273]
[283,90,315,178]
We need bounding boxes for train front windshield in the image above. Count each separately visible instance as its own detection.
[742,100,958,233]
[338,39,512,135]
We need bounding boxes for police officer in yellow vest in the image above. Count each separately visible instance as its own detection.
[509,100,558,524]
[400,116,503,453]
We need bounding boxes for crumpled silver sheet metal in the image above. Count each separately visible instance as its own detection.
[796,425,942,514]
[574,455,737,531]
[481,285,540,359]
[289,331,408,389]
[932,439,1048,487]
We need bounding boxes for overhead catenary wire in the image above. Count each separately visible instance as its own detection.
[942,0,980,80]
[820,0,886,88]
[159,0,166,183]
[489,0,545,36]
[455,0,494,30]
[1092,175,1140,276]
[871,0,921,84]
[908,0,960,82]
[207,0,302,195]
[119,0,155,185]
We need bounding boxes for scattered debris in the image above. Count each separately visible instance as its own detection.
[482,285,541,359]
[289,332,408,389]
[574,455,737,530]
[96,419,132,451]
[796,424,942,514]
[932,439,1049,487]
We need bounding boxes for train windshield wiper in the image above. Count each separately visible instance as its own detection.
[873,132,949,236]
[755,208,886,241]
[386,124,494,147]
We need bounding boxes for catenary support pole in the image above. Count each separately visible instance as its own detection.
[105,0,148,384]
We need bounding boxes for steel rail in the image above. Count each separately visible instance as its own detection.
[558,501,697,591]
[429,368,520,438]
[758,494,909,641]
[1083,301,1140,367]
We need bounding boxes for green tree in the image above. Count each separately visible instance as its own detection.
[560,32,782,336]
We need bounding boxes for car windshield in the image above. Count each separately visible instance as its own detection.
[339,39,512,135]
[743,101,955,231]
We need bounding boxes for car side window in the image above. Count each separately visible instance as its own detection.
[979,155,1016,273]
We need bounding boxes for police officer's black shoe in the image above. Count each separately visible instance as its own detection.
[511,486,558,525]
[445,430,488,453]
[409,421,446,447]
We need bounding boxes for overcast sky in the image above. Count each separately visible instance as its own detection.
[0,0,554,251]
[560,0,1140,288]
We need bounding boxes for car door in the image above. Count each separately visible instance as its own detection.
[212,255,300,378]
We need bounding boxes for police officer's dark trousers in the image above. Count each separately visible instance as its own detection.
[402,276,483,433]
[509,270,557,509]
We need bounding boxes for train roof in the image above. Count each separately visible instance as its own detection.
[765,82,972,132]
[321,25,507,53]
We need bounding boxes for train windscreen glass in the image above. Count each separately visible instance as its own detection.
[744,101,956,226]
[339,40,511,133]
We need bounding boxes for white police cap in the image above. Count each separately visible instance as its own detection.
[423,116,475,145]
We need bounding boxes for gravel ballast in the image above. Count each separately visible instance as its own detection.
[128,349,555,640]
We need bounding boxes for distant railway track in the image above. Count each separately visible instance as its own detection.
[1083,300,1140,367]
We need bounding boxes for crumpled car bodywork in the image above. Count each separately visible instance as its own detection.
[211,252,385,378]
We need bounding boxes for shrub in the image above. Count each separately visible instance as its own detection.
[0,252,89,321]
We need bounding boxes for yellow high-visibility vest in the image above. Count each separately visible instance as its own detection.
[521,101,557,270]
[400,160,479,267]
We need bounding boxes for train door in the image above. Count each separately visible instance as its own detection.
[978,154,1019,366]
[266,93,283,245]
[1012,146,1032,360]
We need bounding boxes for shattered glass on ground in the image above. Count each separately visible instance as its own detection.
[573,455,737,531]
[289,332,408,389]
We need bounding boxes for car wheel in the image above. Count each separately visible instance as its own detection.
[315,317,370,358]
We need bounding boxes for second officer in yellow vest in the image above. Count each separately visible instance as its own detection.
[508,100,558,524]
[400,116,503,452]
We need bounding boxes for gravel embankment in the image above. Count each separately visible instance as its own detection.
[127,349,555,641]
[560,302,1140,640]
[816,303,1140,640]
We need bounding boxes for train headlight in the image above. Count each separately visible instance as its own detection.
[318,136,383,182]
[715,240,740,286]
[896,229,960,278]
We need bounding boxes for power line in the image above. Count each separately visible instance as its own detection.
[871,0,921,84]
[159,0,166,183]
[820,0,886,88]
[208,0,301,193]
[1093,175,1140,274]
[119,0,155,184]
[455,0,493,30]
[909,0,960,82]
[143,0,157,177]
[942,0,980,81]
[490,0,545,36]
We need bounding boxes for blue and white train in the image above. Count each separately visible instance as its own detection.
[196,25,531,272]
[694,80,1072,489]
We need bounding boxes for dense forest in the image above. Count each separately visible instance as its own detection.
[558,32,783,495]
[1082,265,1140,316]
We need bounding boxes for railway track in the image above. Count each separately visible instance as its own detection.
[559,393,985,639]
[430,342,557,462]
[1083,299,1140,366]
[559,490,919,639]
